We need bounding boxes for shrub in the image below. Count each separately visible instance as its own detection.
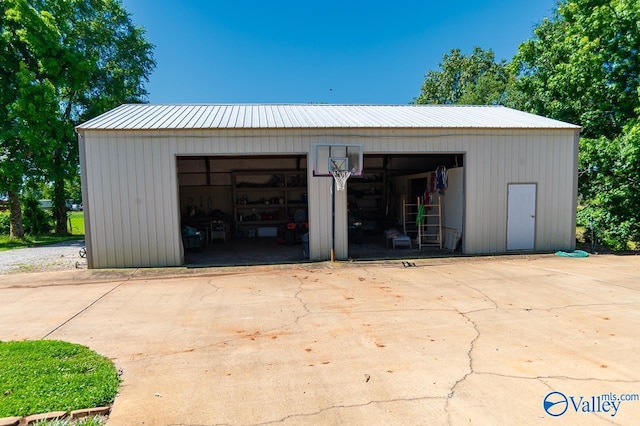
[0,211,9,234]
[22,197,52,236]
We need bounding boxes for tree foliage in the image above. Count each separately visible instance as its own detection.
[0,0,155,237]
[507,0,640,248]
[414,47,512,105]
[0,0,59,237]
[508,0,640,139]
[416,1,640,248]
[578,119,640,249]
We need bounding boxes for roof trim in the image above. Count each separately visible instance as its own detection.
[76,104,582,131]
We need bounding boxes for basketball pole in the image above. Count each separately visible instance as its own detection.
[331,177,336,262]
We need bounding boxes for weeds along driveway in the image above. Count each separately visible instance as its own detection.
[1,255,639,425]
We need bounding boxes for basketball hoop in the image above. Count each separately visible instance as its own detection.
[332,169,351,191]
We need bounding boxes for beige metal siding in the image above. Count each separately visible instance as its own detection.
[455,130,578,253]
[79,126,578,268]
[81,131,182,268]
[78,134,93,267]
[307,171,334,261]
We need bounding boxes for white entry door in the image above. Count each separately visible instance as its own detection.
[507,184,536,250]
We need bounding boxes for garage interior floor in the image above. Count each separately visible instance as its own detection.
[183,234,458,267]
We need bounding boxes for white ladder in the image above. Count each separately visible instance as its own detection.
[402,196,442,249]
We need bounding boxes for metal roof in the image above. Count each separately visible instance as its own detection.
[76,104,581,131]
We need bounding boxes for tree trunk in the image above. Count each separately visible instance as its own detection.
[52,173,69,235]
[8,190,25,239]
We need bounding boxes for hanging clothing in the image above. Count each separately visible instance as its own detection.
[436,166,448,195]
[429,172,436,193]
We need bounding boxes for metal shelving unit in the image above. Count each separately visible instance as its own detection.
[233,172,307,237]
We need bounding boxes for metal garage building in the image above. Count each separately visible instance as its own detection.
[76,104,580,269]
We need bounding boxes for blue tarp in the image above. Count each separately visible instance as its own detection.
[555,250,589,258]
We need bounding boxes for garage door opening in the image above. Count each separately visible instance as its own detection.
[177,155,309,266]
[347,154,465,260]
[176,153,464,266]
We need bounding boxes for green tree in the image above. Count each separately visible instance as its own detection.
[508,0,640,139]
[1,0,60,238]
[1,0,155,237]
[33,0,155,234]
[414,47,512,105]
[508,0,640,248]
[578,118,640,249]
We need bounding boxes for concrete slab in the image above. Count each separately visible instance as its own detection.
[1,254,639,425]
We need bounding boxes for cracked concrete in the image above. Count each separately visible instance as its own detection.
[1,255,639,425]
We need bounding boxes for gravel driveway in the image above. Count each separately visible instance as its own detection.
[0,239,86,274]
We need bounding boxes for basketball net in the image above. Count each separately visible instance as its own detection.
[331,170,351,191]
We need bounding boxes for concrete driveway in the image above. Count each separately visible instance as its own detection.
[1,254,639,425]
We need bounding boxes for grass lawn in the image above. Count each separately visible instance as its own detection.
[67,211,85,236]
[33,417,106,425]
[0,340,120,418]
[0,212,84,252]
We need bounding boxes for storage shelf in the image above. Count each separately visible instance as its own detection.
[233,171,308,236]
[235,187,285,191]
[347,170,387,231]
[236,204,286,208]
[237,220,284,226]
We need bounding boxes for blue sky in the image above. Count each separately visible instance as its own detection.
[120,0,558,104]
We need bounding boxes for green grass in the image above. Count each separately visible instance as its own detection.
[67,212,85,236]
[0,340,120,418]
[33,416,106,426]
[0,211,84,252]
[0,234,83,252]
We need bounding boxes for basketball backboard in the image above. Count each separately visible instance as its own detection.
[313,144,363,177]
